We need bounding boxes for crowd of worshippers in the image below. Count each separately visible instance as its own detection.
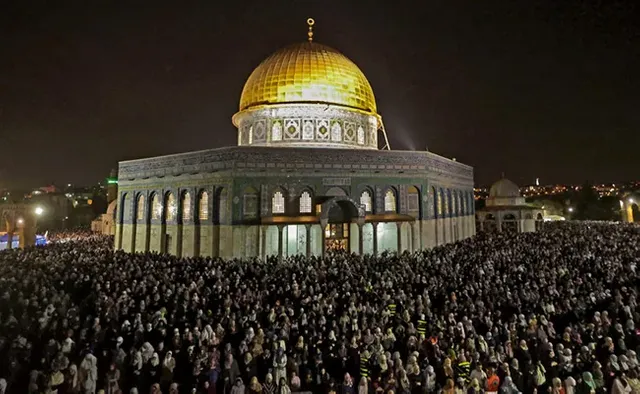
[0,222,639,394]
[45,229,97,243]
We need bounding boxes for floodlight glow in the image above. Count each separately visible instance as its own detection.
[34,207,44,216]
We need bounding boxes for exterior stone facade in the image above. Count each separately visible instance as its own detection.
[113,30,477,258]
[115,146,475,258]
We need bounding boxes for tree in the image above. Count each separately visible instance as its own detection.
[573,182,618,221]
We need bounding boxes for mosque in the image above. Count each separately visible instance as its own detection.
[114,19,476,259]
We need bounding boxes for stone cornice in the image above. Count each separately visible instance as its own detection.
[119,147,473,184]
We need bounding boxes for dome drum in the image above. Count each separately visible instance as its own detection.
[234,103,379,149]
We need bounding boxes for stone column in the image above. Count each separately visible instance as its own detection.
[259,225,267,259]
[372,222,378,256]
[305,224,311,258]
[19,216,36,249]
[396,222,402,253]
[358,224,364,255]
[320,219,328,258]
[413,221,421,251]
[5,217,14,250]
[277,225,284,260]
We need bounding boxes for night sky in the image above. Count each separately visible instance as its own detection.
[1,0,638,189]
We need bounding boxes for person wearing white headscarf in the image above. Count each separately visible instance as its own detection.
[358,377,368,394]
[79,353,98,394]
[611,374,632,394]
[499,376,520,394]
[564,376,576,394]
[64,364,80,393]
[162,351,176,386]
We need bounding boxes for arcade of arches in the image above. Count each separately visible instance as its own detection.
[115,184,476,259]
[621,194,640,223]
[0,204,38,249]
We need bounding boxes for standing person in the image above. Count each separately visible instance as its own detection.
[610,373,631,394]
[575,372,596,394]
[357,377,368,394]
[485,367,500,394]
[106,363,120,394]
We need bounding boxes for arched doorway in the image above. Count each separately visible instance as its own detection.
[320,198,362,253]
[622,194,640,223]
[502,213,518,232]
[484,214,497,232]
[633,204,640,223]
[535,213,544,230]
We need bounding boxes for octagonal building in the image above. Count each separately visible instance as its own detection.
[114,20,476,258]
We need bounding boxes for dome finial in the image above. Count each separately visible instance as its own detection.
[307,18,315,42]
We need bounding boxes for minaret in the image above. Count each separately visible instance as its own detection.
[107,168,118,204]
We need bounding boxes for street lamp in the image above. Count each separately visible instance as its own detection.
[17,218,24,225]
[34,206,44,216]
[629,198,635,204]
[568,207,574,213]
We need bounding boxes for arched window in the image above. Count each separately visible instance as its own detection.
[462,193,467,215]
[384,189,397,212]
[243,188,259,219]
[431,187,438,217]
[165,193,177,222]
[218,188,229,223]
[151,193,162,220]
[443,190,450,216]
[272,191,285,214]
[408,186,420,213]
[360,190,372,213]
[357,126,365,145]
[198,191,209,221]
[182,192,191,221]
[452,192,458,216]
[299,191,312,214]
[136,194,145,222]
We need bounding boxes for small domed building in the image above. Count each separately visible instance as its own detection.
[476,176,543,232]
[114,20,476,258]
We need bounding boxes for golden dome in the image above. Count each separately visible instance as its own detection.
[238,42,377,114]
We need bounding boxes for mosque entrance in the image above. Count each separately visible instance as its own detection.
[320,196,362,254]
[325,223,349,251]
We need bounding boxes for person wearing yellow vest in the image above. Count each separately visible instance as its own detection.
[359,350,370,382]
[417,314,427,338]
[387,302,397,319]
[455,354,471,385]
